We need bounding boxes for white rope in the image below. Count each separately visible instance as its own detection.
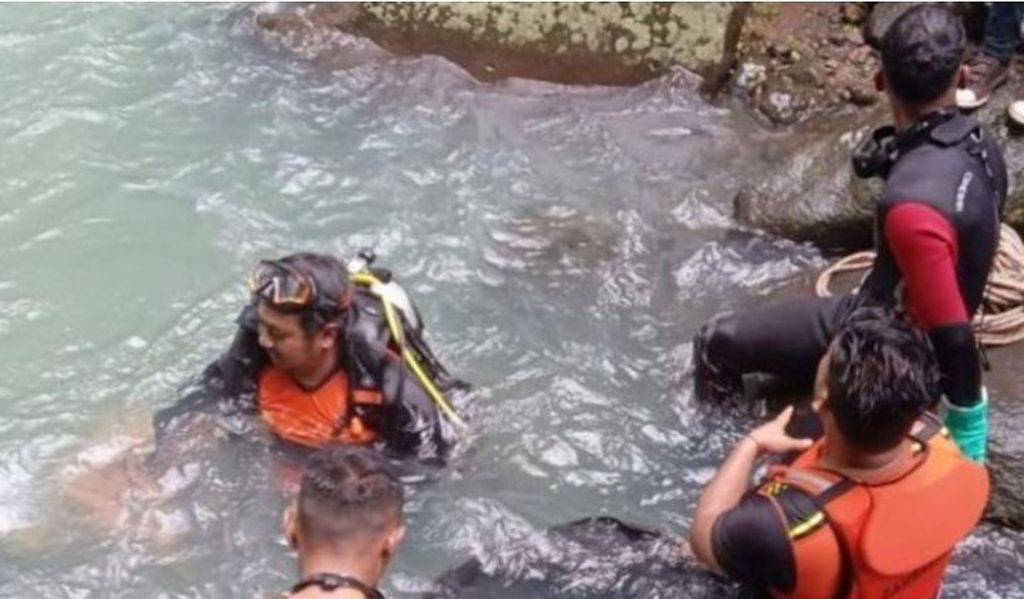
[816,224,1024,347]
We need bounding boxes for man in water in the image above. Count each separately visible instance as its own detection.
[690,307,989,598]
[155,252,464,461]
[693,5,1007,462]
[282,445,404,598]
[61,252,462,536]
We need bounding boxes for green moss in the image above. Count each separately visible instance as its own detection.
[348,2,733,79]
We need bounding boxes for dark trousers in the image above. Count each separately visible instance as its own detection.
[705,294,861,390]
[984,3,1024,62]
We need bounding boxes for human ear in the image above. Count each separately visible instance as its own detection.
[319,323,339,350]
[812,349,830,411]
[282,503,299,550]
[382,525,406,563]
[812,392,828,414]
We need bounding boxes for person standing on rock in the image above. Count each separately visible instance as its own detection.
[690,307,989,598]
[955,2,1024,124]
[693,5,1007,463]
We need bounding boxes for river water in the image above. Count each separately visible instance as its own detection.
[0,4,1021,598]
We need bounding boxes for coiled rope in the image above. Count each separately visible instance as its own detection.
[816,224,1024,347]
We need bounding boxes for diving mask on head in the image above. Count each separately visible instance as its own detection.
[248,260,316,310]
[248,258,348,327]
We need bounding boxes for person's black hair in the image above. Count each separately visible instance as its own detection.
[298,445,404,548]
[880,5,965,104]
[826,306,940,452]
[275,252,350,335]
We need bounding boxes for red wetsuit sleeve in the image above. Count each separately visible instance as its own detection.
[883,202,968,329]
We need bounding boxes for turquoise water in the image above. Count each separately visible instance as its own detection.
[0,4,1021,598]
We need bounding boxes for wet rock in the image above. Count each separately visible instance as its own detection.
[733,47,1024,247]
[972,82,1024,230]
[845,27,864,46]
[761,93,796,125]
[848,84,878,106]
[987,446,1024,530]
[808,66,824,87]
[841,3,868,26]
[849,44,873,66]
[255,6,390,70]
[432,516,736,597]
[973,347,1024,530]
[754,75,812,126]
[733,106,886,246]
[735,61,768,91]
[768,41,790,58]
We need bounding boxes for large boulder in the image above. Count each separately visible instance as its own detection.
[974,82,1024,227]
[981,346,1024,530]
[734,81,1024,246]
[733,105,886,247]
[258,3,736,86]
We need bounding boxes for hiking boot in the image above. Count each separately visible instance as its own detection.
[956,51,1009,109]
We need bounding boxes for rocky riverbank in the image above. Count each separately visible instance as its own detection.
[255,3,734,86]
[254,1,1023,244]
[252,3,951,123]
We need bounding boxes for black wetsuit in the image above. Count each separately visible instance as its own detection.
[695,111,1007,406]
[153,290,463,461]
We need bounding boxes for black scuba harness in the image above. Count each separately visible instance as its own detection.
[290,572,383,598]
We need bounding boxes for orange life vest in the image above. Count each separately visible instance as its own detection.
[257,366,382,448]
[764,416,989,599]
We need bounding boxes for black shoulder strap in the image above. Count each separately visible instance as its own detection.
[928,111,977,147]
[290,572,383,598]
[342,291,392,390]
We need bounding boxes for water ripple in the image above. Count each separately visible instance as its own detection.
[0,4,1018,598]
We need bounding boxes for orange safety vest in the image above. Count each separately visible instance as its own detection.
[257,366,382,448]
[763,416,989,599]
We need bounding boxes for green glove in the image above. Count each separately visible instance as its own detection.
[942,389,988,464]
